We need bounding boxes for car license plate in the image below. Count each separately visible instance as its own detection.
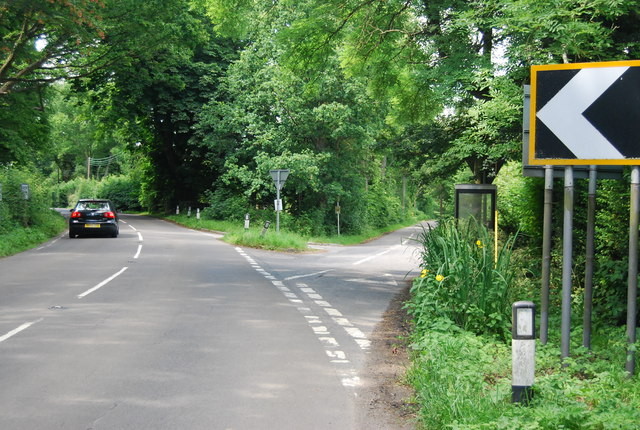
[85,224,101,229]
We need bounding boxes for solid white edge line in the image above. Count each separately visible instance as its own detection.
[0,318,44,343]
[133,244,142,259]
[137,232,143,241]
[77,267,128,299]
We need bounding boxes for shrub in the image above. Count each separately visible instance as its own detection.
[0,165,66,255]
[96,175,142,211]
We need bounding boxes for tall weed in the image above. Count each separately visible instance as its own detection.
[407,219,517,340]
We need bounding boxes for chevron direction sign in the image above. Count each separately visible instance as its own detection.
[529,60,640,165]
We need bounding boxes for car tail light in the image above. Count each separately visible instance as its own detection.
[104,211,116,219]
[71,211,82,218]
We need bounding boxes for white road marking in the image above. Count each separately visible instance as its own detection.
[319,337,339,347]
[345,327,366,339]
[333,317,352,326]
[0,319,43,343]
[137,232,143,241]
[77,267,128,299]
[356,339,372,349]
[326,350,347,360]
[324,308,343,317]
[234,247,367,389]
[345,277,398,286]
[133,244,142,259]
[284,269,333,281]
[128,224,137,231]
[352,245,400,265]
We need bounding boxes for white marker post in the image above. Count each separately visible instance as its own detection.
[512,301,536,405]
[176,205,179,215]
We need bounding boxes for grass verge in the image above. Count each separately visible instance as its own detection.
[0,211,67,257]
[406,320,640,429]
[163,214,425,251]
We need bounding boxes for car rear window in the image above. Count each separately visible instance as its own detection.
[77,201,110,211]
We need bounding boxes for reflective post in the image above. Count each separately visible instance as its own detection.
[261,220,271,237]
[561,166,574,363]
[512,301,536,405]
[626,166,640,375]
[583,166,597,349]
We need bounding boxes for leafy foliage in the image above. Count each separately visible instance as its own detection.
[407,219,518,341]
[0,166,66,255]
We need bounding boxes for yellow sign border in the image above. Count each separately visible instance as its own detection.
[529,60,640,166]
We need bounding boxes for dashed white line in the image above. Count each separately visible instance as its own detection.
[0,319,43,343]
[133,244,142,259]
[137,232,143,241]
[234,247,372,389]
[77,267,128,299]
[324,308,343,317]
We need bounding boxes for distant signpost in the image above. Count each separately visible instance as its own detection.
[269,169,289,232]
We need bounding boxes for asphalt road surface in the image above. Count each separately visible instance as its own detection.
[0,215,426,429]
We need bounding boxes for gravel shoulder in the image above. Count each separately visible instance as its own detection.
[355,284,417,429]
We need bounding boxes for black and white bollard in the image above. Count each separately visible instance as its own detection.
[512,301,536,405]
[244,213,250,231]
[196,208,200,220]
[187,206,191,217]
[261,220,270,237]
[176,205,179,215]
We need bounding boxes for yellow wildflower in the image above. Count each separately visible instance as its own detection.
[420,269,429,278]
[476,240,483,248]
[436,274,444,282]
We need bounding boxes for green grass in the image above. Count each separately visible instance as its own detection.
[406,322,640,429]
[163,214,425,251]
[0,211,67,257]
[406,220,640,429]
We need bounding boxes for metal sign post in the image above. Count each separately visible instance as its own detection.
[583,166,597,349]
[540,166,553,345]
[626,166,640,375]
[561,167,574,364]
[269,169,289,233]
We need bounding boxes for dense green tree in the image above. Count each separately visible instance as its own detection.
[74,3,238,211]
[193,13,395,232]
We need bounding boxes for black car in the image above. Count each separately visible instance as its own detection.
[69,199,119,238]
